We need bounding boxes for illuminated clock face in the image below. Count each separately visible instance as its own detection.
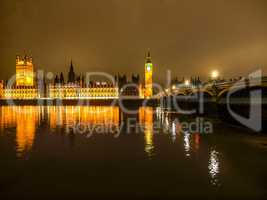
[146,65,151,71]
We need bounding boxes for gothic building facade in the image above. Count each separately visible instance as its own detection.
[48,61,119,99]
[0,52,154,100]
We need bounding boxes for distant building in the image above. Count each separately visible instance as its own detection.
[117,73,141,97]
[3,86,39,99]
[115,50,153,99]
[48,61,119,99]
[144,50,153,98]
[0,80,3,98]
[48,82,118,99]
[1,51,156,100]
[68,61,76,83]
[16,55,34,87]
[1,55,39,99]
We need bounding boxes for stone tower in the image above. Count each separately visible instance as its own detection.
[16,55,34,87]
[144,50,153,98]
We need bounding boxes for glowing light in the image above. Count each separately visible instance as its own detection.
[184,132,191,157]
[144,54,153,98]
[3,88,38,99]
[26,77,32,84]
[16,55,34,87]
[0,106,39,158]
[139,107,154,158]
[208,149,220,186]
[0,106,121,158]
[185,79,190,86]
[171,122,176,142]
[48,85,119,99]
[211,70,219,79]
[172,85,176,90]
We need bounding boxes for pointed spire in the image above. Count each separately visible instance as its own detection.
[70,59,74,71]
[146,49,152,63]
[54,74,59,85]
[60,72,64,84]
[68,59,76,83]
[147,48,151,57]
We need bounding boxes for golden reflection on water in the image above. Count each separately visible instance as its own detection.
[0,106,120,159]
[48,106,119,129]
[16,107,40,158]
[0,106,222,188]
[0,106,40,158]
[139,107,154,158]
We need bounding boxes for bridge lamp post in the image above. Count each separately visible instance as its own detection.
[165,88,169,95]
[211,70,220,96]
[185,79,190,86]
[211,70,219,80]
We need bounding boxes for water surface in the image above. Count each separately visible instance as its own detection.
[0,106,266,199]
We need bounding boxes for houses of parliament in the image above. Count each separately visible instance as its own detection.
[0,51,153,100]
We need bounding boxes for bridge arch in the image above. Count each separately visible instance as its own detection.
[173,91,187,96]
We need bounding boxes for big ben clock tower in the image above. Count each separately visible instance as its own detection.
[144,50,153,98]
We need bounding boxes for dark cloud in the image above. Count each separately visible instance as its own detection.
[0,0,266,84]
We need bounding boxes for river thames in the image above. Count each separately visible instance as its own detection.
[0,106,266,199]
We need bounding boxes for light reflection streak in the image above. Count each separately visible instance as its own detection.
[139,107,154,158]
[171,122,176,142]
[194,133,200,151]
[0,106,120,159]
[48,106,119,130]
[0,106,41,158]
[184,131,191,157]
[208,149,220,186]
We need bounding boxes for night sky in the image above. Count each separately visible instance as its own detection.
[1,0,267,84]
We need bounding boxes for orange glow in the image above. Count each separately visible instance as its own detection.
[48,106,120,129]
[0,106,120,157]
[144,51,153,98]
[48,85,119,99]
[211,70,219,79]
[144,63,153,98]
[0,106,39,158]
[139,107,154,157]
[3,88,38,99]
[16,55,34,87]
[194,133,200,151]
[0,81,3,99]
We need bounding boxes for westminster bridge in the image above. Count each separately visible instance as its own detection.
[156,77,267,132]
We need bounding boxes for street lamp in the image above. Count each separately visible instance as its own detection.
[211,70,219,80]
[184,79,190,86]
